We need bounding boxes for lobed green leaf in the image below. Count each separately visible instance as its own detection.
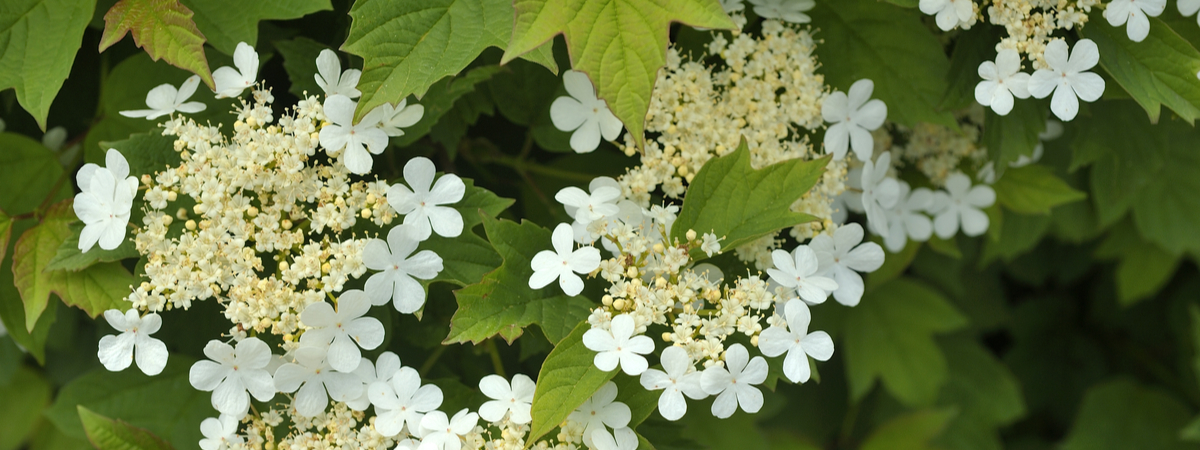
[99,0,214,89]
[526,322,617,445]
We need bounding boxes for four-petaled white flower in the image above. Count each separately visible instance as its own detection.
[592,427,639,450]
[822,79,887,161]
[319,94,389,175]
[557,182,621,225]
[638,346,706,421]
[860,151,900,236]
[810,223,885,307]
[386,157,466,240]
[568,382,631,448]
[315,49,362,98]
[478,373,536,424]
[347,352,403,411]
[213,42,259,98]
[97,309,168,376]
[1028,39,1105,122]
[758,300,834,383]
[273,346,364,417]
[418,409,478,450]
[882,181,935,253]
[748,0,814,23]
[583,314,655,375]
[119,75,206,120]
[550,70,623,153]
[375,99,426,137]
[767,246,838,304]
[529,223,601,296]
[297,290,384,372]
[198,415,243,450]
[700,344,768,419]
[975,49,1031,115]
[188,337,276,417]
[931,172,996,238]
[370,366,444,437]
[363,224,444,313]
[74,149,139,252]
[920,0,974,31]
[1105,0,1166,42]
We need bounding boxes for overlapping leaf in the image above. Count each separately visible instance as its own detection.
[526,322,617,445]
[179,0,330,55]
[0,0,95,129]
[1081,12,1200,123]
[99,0,214,88]
[78,407,173,450]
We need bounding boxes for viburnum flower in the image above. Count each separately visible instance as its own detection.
[931,172,996,238]
[273,346,364,417]
[315,49,361,98]
[96,309,168,376]
[198,415,243,450]
[362,224,444,313]
[721,0,744,13]
[748,0,814,23]
[810,223,885,307]
[297,290,384,372]
[1104,0,1166,42]
[550,70,623,153]
[568,382,631,448]
[860,151,900,236]
[638,346,706,421]
[920,0,974,31]
[700,344,768,418]
[758,300,834,383]
[347,352,403,411]
[529,223,601,296]
[375,99,425,136]
[1181,0,1200,26]
[557,182,621,224]
[74,149,138,252]
[822,79,887,161]
[478,373,536,424]
[119,75,206,120]
[583,314,655,375]
[975,49,1031,115]
[418,409,478,450]
[213,42,258,98]
[188,338,276,417]
[592,427,639,450]
[1028,39,1105,122]
[371,366,444,437]
[701,232,722,257]
[386,157,466,240]
[882,181,935,253]
[767,246,838,304]
[319,94,389,175]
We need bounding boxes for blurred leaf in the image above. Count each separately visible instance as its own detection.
[1081,12,1200,123]
[941,25,1001,111]
[77,406,173,450]
[979,212,1050,265]
[0,0,95,129]
[993,164,1086,215]
[0,209,10,263]
[1061,379,1196,450]
[12,201,73,330]
[1095,222,1180,305]
[983,100,1047,167]
[926,235,961,259]
[0,367,52,450]
[391,65,505,148]
[527,322,617,445]
[273,36,329,98]
[860,408,956,450]
[937,338,1025,426]
[0,133,70,215]
[489,59,559,126]
[46,222,138,272]
[866,239,921,291]
[99,0,213,89]
[178,0,330,55]
[430,87,494,153]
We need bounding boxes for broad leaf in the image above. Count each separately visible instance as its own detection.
[100,133,182,180]
[50,262,136,318]
[0,367,52,450]
[860,409,956,450]
[993,164,1086,215]
[99,0,213,89]
[0,219,58,364]
[1081,12,1200,123]
[0,133,70,216]
[1061,379,1195,450]
[983,100,1048,167]
[274,36,329,98]
[0,0,95,128]
[78,407,173,450]
[1094,221,1180,306]
[46,222,139,272]
[12,201,74,331]
[179,0,330,55]
[391,65,506,148]
[0,209,11,263]
[865,239,920,291]
[937,338,1025,426]
[940,22,1001,111]
[979,212,1050,265]
[527,322,617,444]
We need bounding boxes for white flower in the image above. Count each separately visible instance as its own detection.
[919,0,974,31]
[766,246,838,304]
[1028,39,1105,122]
[297,290,384,372]
[375,99,425,137]
[371,366,444,437]
[638,346,705,421]
[882,181,935,253]
[592,427,639,450]
[758,301,834,383]
[273,346,364,417]
[188,338,275,417]
[700,232,721,257]
[347,351,403,411]
[319,94,389,174]
[386,157,466,240]
[418,409,478,450]
[583,314,655,375]
[119,75,206,120]
[315,49,361,98]
[550,70,623,153]
[568,382,631,448]
[930,172,995,238]
[860,151,900,235]
[478,374,535,424]
[822,79,887,161]
[721,0,745,13]
[810,223,884,307]
[529,223,601,296]
[213,42,259,98]
[96,309,168,376]
[1105,0,1166,42]
[748,0,814,23]
[557,182,621,224]
[74,148,138,252]
[198,415,243,450]
[362,224,444,313]
[700,344,768,418]
[975,49,1031,115]
[1181,0,1200,25]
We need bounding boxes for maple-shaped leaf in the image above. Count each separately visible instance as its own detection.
[501,0,735,148]
[99,0,214,89]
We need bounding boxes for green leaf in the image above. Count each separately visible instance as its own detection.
[178,0,330,55]
[527,321,618,445]
[445,216,593,345]
[860,408,956,450]
[941,25,1002,111]
[1182,415,1200,443]
[979,212,1050,265]
[0,367,52,450]
[49,262,136,318]
[274,36,329,98]
[808,0,957,128]
[0,133,70,215]
[670,140,828,259]
[983,100,1048,167]
[926,235,962,259]
[46,222,139,272]
[78,406,173,450]
[844,278,967,406]
[343,0,558,122]
[390,65,506,148]
[12,201,74,331]
[937,338,1025,426]
[993,164,1086,215]
[1061,379,1195,450]
[1188,304,1200,390]
[0,0,95,129]
[429,86,495,153]
[1094,221,1180,305]
[100,133,182,180]
[420,233,502,288]
[866,239,921,291]
[501,0,735,147]
[0,222,58,364]
[489,59,560,127]
[99,0,214,89]
[0,209,11,263]
[614,373,659,429]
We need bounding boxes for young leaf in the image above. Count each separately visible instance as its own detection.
[12,201,74,331]
[180,0,331,55]
[859,408,956,450]
[501,0,736,148]
[0,367,53,450]
[46,221,139,272]
[99,0,214,89]
[937,339,1026,427]
[0,133,70,216]
[49,262,136,319]
[78,406,173,450]
[0,209,11,263]
[1061,379,1195,450]
[274,36,330,98]
[0,0,94,129]
[993,164,1086,215]
[0,220,58,364]
[527,322,618,445]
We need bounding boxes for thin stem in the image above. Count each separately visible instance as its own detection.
[485,339,507,378]
[419,346,448,377]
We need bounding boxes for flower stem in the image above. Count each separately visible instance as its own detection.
[485,338,506,379]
